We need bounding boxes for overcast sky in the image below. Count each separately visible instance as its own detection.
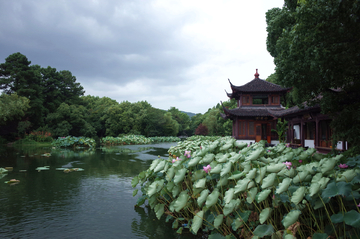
[0,0,284,114]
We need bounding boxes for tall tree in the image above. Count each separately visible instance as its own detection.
[0,53,45,128]
[266,0,360,152]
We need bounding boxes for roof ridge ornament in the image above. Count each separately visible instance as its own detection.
[254,69,259,79]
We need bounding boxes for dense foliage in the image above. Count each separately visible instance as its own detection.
[52,136,96,148]
[266,0,360,153]
[101,135,181,145]
[132,137,360,238]
[0,53,234,143]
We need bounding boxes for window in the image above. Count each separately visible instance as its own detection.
[248,122,255,135]
[320,120,332,141]
[271,96,279,104]
[305,122,315,140]
[252,95,268,105]
[239,121,246,136]
[242,95,250,105]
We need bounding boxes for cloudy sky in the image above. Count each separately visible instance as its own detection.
[0,0,284,114]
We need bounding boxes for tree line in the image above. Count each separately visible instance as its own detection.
[0,52,235,142]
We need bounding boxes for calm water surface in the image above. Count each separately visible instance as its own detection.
[0,143,198,239]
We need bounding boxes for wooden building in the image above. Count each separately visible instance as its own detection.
[222,69,347,152]
[221,70,290,144]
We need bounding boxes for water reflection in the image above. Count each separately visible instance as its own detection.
[0,142,200,239]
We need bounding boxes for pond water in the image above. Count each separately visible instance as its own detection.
[0,143,199,239]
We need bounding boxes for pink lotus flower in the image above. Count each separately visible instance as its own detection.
[286,143,290,147]
[357,203,360,207]
[177,157,181,161]
[339,164,348,169]
[299,160,303,163]
[283,161,292,169]
[268,150,271,153]
[172,159,176,163]
[184,151,191,158]
[203,165,211,173]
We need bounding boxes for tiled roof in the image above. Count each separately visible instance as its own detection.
[221,105,286,119]
[267,104,320,117]
[230,78,291,93]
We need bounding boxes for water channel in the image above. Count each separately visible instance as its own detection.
[0,143,199,239]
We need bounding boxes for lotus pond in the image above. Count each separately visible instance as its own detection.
[0,143,198,239]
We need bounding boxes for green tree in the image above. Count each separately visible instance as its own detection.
[0,93,30,125]
[266,0,360,152]
[0,53,45,128]
[167,107,190,136]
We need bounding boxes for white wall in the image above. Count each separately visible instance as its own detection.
[293,125,300,139]
[304,140,315,148]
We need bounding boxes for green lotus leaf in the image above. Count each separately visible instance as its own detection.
[220,162,232,177]
[217,175,229,188]
[131,176,139,188]
[188,157,202,167]
[256,189,272,203]
[229,154,242,163]
[292,171,309,184]
[285,167,297,178]
[291,186,306,205]
[309,182,321,197]
[246,168,257,179]
[191,210,204,235]
[147,180,164,197]
[194,178,206,188]
[36,167,50,171]
[298,152,308,161]
[209,141,219,151]
[154,203,165,219]
[234,178,251,194]
[261,173,277,189]
[321,181,352,199]
[172,184,181,197]
[214,214,224,229]
[228,171,245,180]
[166,167,175,181]
[206,189,220,207]
[311,173,323,184]
[282,147,292,154]
[267,163,286,173]
[276,178,292,194]
[246,187,258,204]
[284,234,296,239]
[148,194,157,209]
[255,167,267,183]
[192,187,203,197]
[275,144,286,153]
[313,153,326,161]
[0,168,8,173]
[277,168,288,177]
[259,208,272,224]
[174,168,187,184]
[216,153,230,163]
[245,148,264,162]
[305,147,316,156]
[282,210,301,228]
[210,164,222,174]
[192,169,205,181]
[242,163,252,173]
[174,191,190,212]
[160,162,169,173]
[202,153,215,164]
[344,210,360,227]
[231,217,243,231]
[336,169,357,182]
[138,170,146,180]
[167,181,175,191]
[318,177,330,190]
[311,233,329,239]
[253,224,274,237]
[223,199,240,216]
[240,146,251,155]
[154,160,166,173]
[224,188,235,204]
[320,157,336,174]
[56,168,67,170]
[197,189,210,207]
[271,231,282,239]
[149,158,160,171]
[235,141,247,149]
[220,143,233,151]
[330,212,344,224]
[172,218,178,228]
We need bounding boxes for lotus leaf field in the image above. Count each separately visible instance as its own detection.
[101,135,181,145]
[132,136,360,238]
[52,136,96,148]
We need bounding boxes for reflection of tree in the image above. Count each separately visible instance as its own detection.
[51,148,95,158]
[100,146,154,154]
[132,206,198,239]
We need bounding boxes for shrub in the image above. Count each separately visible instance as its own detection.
[132,138,360,238]
[195,123,208,136]
[52,136,96,148]
[26,131,53,142]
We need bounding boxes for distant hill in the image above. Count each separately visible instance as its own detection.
[182,111,197,118]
